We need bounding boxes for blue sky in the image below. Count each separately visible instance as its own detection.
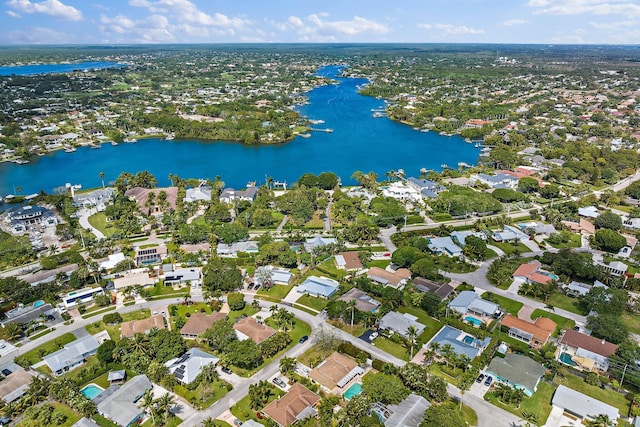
[1,0,639,44]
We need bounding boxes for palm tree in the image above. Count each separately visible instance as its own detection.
[279,357,296,379]
[157,392,176,424]
[348,299,357,329]
[138,390,156,426]
[586,414,614,427]
[202,417,218,427]
[99,171,105,189]
[198,363,219,384]
[406,325,419,359]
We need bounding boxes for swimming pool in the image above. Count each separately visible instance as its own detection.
[343,383,362,400]
[80,384,104,400]
[559,352,578,367]
[33,300,44,308]
[465,316,482,327]
[462,335,475,345]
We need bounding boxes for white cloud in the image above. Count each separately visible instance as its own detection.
[100,13,174,42]
[529,0,640,16]
[418,23,485,36]
[6,0,82,21]
[6,10,21,17]
[129,0,249,29]
[271,14,389,41]
[504,19,527,26]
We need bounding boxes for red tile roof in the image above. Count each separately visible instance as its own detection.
[262,383,320,427]
[513,261,553,285]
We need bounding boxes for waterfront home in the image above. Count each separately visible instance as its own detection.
[2,205,58,234]
[366,267,411,289]
[379,311,426,338]
[512,261,555,285]
[501,315,556,349]
[165,348,219,384]
[406,177,443,198]
[184,186,212,203]
[470,173,518,189]
[124,186,178,214]
[427,236,463,257]
[120,314,165,338]
[97,375,152,427]
[309,352,363,393]
[448,291,500,320]
[486,354,546,397]
[262,383,321,427]
[72,187,115,211]
[383,394,431,427]
[551,385,619,424]
[337,288,380,313]
[233,316,276,344]
[412,277,454,301]
[219,185,258,204]
[557,329,617,372]
[334,252,364,271]
[44,332,107,376]
[298,275,340,298]
[382,181,421,202]
[180,312,227,340]
[425,325,491,359]
[217,240,259,257]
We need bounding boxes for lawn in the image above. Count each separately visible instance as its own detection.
[547,293,589,316]
[428,363,461,387]
[298,343,336,368]
[327,319,367,338]
[141,415,182,427]
[86,308,152,340]
[397,306,443,343]
[88,212,120,237]
[226,305,260,322]
[231,384,284,424]
[622,312,640,336]
[555,374,631,415]
[173,380,231,409]
[484,380,555,425]
[314,258,348,279]
[374,337,409,361]
[19,402,81,427]
[461,403,478,426]
[20,332,76,365]
[257,284,294,300]
[295,294,328,312]
[546,233,582,249]
[366,259,391,269]
[530,309,575,337]
[491,241,531,255]
[146,282,190,297]
[81,306,117,319]
[482,292,523,316]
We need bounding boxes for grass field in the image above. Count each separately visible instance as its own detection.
[484,381,555,425]
[257,284,294,300]
[173,380,231,409]
[622,311,640,336]
[374,337,409,361]
[482,292,523,316]
[555,374,630,415]
[19,402,81,427]
[21,332,76,365]
[397,306,443,343]
[547,293,589,316]
[530,309,575,337]
[295,294,328,312]
[88,212,120,237]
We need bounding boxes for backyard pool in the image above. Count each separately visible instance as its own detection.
[559,352,578,367]
[33,300,44,308]
[462,335,475,345]
[465,316,482,327]
[80,384,104,400]
[343,383,363,400]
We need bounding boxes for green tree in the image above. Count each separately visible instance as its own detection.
[225,339,262,369]
[362,372,409,405]
[588,313,629,344]
[518,177,540,193]
[227,292,245,310]
[202,320,237,352]
[462,235,487,261]
[421,402,466,427]
[96,339,116,365]
[593,228,627,252]
[594,211,622,230]
[203,257,243,293]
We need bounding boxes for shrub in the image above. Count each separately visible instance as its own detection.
[338,342,370,363]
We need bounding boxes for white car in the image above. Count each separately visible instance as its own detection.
[369,332,379,340]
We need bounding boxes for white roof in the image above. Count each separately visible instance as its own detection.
[552,385,619,421]
[165,348,219,384]
[100,253,126,270]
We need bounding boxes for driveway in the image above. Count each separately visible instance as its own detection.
[77,208,105,239]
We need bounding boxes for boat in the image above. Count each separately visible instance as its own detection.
[64,147,76,153]
[299,133,311,138]
[124,138,137,143]
[441,164,450,169]
[475,143,482,148]
[458,162,472,168]
[13,159,29,164]
[165,134,175,140]
[90,144,101,149]
[372,112,385,118]
[111,141,118,146]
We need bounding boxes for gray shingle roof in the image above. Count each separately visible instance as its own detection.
[385,394,431,427]
[97,375,152,427]
[552,385,619,421]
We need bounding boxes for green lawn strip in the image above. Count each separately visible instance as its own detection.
[295,294,327,312]
[366,259,391,269]
[297,343,336,368]
[88,212,120,237]
[173,380,231,409]
[484,381,554,425]
[374,337,409,361]
[483,248,499,259]
[530,309,575,337]
[547,293,589,316]
[481,292,523,316]
[231,385,284,424]
[141,415,182,427]
[327,320,367,338]
[147,282,190,297]
[257,284,294,300]
[175,303,212,317]
[21,332,76,365]
[291,304,318,315]
[461,403,478,426]
[555,374,630,415]
[427,363,460,387]
[315,258,348,279]
[93,414,120,427]
[29,328,53,340]
[622,312,640,336]
[81,306,116,319]
[227,305,260,322]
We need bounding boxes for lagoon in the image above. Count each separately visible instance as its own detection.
[0,61,123,76]
[0,65,479,195]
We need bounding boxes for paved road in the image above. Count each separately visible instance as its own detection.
[77,208,105,239]
[378,226,398,252]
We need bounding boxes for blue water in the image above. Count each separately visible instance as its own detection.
[343,383,362,400]
[0,61,123,76]
[465,316,482,327]
[0,64,480,195]
[559,352,577,366]
[80,384,104,400]
[462,334,475,344]
[33,300,44,308]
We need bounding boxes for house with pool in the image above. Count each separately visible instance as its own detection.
[309,352,364,394]
[485,353,546,397]
[512,261,557,286]
[96,374,152,427]
[557,329,618,372]
[425,325,491,360]
[448,291,501,326]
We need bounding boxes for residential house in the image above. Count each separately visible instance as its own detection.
[165,348,219,384]
[164,268,201,287]
[564,280,607,298]
[233,316,276,344]
[500,315,557,349]
[255,266,294,286]
[73,418,100,427]
[516,221,557,236]
[262,383,321,427]
[309,352,363,393]
[448,291,500,319]
[1,302,55,326]
[124,187,179,214]
[219,186,258,204]
[108,370,126,384]
[427,236,463,257]
[412,277,454,301]
[551,385,619,423]
[73,187,115,211]
[379,311,426,339]
[492,225,529,243]
[120,314,165,338]
[298,276,340,298]
[593,253,628,276]
[97,375,153,427]
[578,206,600,218]
[134,245,167,265]
[406,177,443,199]
[217,240,259,257]
[558,329,618,372]
[0,370,34,403]
[426,325,491,359]
[512,261,555,285]
[366,267,411,289]
[561,218,595,235]
[334,252,364,271]
[113,270,155,290]
[383,394,431,427]
[184,186,212,203]
[471,173,518,189]
[61,287,106,309]
[2,205,58,234]
[180,312,226,340]
[338,288,380,313]
[99,253,126,270]
[486,354,546,397]
[44,333,105,376]
[450,230,486,247]
[303,235,338,252]
[382,181,421,202]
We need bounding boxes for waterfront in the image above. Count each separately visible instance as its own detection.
[0,61,123,76]
[0,65,479,195]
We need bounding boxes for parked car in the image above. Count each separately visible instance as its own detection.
[484,376,493,386]
[247,283,254,290]
[476,374,485,383]
[0,417,11,426]
[272,377,287,388]
[221,366,233,375]
[254,284,261,291]
[369,332,379,341]
[299,335,309,344]
[233,420,243,426]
